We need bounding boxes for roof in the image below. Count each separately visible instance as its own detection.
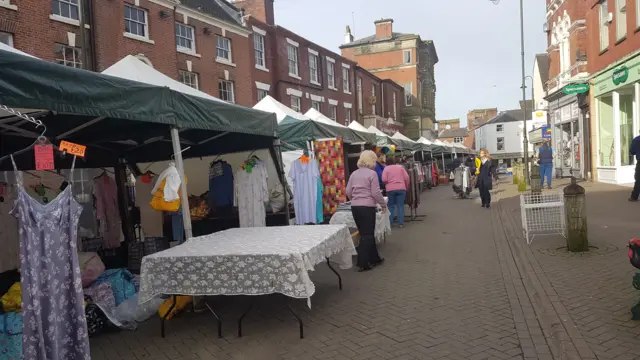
[180,0,242,25]
[253,95,309,123]
[482,109,533,127]
[535,53,549,90]
[276,25,356,65]
[341,32,418,48]
[438,128,468,138]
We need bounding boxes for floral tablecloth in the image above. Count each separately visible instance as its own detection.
[329,210,391,243]
[139,225,355,305]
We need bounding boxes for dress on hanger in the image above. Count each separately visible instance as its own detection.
[234,161,268,227]
[9,156,90,360]
[93,174,122,249]
[289,158,319,225]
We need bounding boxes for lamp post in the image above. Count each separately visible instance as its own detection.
[490,0,529,184]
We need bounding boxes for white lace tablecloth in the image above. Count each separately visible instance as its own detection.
[329,210,391,243]
[139,225,356,305]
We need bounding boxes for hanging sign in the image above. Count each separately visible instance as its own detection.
[612,66,629,85]
[562,83,589,95]
[34,144,55,170]
[59,140,87,157]
[542,125,552,139]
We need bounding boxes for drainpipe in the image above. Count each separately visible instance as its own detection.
[87,0,97,71]
[381,83,385,118]
[78,0,89,70]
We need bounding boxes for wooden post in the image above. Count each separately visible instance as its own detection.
[563,177,589,252]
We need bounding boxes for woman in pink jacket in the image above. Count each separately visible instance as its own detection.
[382,158,410,228]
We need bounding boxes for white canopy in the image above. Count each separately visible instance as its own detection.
[253,95,309,123]
[0,42,36,58]
[367,125,390,138]
[417,137,433,145]
[348,121,369,132]
[391,132,416,143]
[102,55,224,103]
[304,108,348,128]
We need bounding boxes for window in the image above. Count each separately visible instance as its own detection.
[637,0,640,29]
[342,67,350,93]
[615,0,626,40]
[55,44,82,68]
[218,79,235,103]
[598,95,614,166]
[329,105,337,120]
[357,77,363,113]
[216,37,232,61]
[0,32,13,47]
[257,89,268,101]
[179,70,198,89]
[403,49,412,64]
[254,33,265,68]
[52,0,79,20]
[393,92,397,120]
[497,137,505,151]
[175,23,195,53]
[496,124,504,132]
[287,45,299,76]
[620,91,634,165]
[309,53,319,84]
[404,83,412,106]
[371,86,376,115]
[311,100,321,112]
[345,108,351,125]
[600,0,610,51]
[291,96,301,112]
[327,61,335,88]
[453,137,463,143]
[124,5,148,38]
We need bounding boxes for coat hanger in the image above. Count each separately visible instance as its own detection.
[0,107,49,165]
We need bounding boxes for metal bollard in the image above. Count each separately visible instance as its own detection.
[563,177,589,252]
[530,165,541,193]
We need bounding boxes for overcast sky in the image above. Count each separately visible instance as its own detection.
[274,0,547,126]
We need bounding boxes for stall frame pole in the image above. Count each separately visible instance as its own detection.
[170,127,193,240]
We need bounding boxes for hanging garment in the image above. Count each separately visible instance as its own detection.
[94,174,123,249]
[234,161,268,227]
[316,176,324,224]
[70,169,98,240]
[0,312,22,360]
[9,156,90,360]
[289,158,319,225]
[208,160,234,209]
[313,139,347,215]
[135,175,163,238]
[0,175,19,273]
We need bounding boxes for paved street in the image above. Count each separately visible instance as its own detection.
[90,179,640,360]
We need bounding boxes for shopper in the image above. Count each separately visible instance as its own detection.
[476,148,495,208]
[346,150,387,272]
[537,140,554,189]
[382,157,410,228]
[375,153,386,195]
[629,133,640,201]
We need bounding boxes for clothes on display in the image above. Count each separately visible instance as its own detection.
[208,160,234,210]
[234,158,269,227]
[289,155,321,225]
[313,139,347,215]
[135,173,163,238]
[94,173,123,249]
[0,174,19,273]
[9,155,91,359]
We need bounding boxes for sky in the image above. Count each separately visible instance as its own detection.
[273,0,547,127]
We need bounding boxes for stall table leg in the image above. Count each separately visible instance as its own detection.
[204,301,223,338]
[237,297,255,337]
[286,300,304,339]
[160,295,177,338]
[325,257,342,290]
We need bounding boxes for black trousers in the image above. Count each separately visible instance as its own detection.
[632,162,640,200]
[351,206,382,268]
[479,183,491,206]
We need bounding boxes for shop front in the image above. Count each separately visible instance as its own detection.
[546,91,588,179]
[592,54,640,184]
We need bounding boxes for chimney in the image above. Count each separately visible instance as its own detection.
[374,18,393,39]
[344,25,354,44]
[236,0,274,25]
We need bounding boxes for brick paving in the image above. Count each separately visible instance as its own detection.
[89,179,640,360]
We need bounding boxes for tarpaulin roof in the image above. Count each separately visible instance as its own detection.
[253,95,309,123]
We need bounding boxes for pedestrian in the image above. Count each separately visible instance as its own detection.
[476,148,495,209]
[346,150,387,272]
[537,140,554,189]
[375,153,386,195]
[629,133,640,201]
[382,157,410,228]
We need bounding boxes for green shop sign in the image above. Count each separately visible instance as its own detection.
[612,66,629,85]
[562,83,589,95]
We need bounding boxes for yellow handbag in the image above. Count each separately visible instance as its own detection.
[1,283,21,312]
[150,176,188,212]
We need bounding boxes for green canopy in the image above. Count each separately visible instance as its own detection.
[0,49,278,169]
[278,117,376,150]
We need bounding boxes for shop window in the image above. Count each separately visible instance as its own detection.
[179,70,198,90]
[55,44,82,68]
[124,5,148,39]
[0,32,13,47]
[216,37,232,62]
[600,1,609,51]
[598,95,614,166]
[309,52,319,84]
[497,137,504,151]
[254,33,265,68]
[52,0,79,20]
[287,44,299,77]
[257,89,268,101]
[616,0,627,40]
[176,23,195,53]
[291,95,301,112]
[327,61,335,89]
[620,91,634,166]
[311,100,321,112]
[496,124,503,132]
[218,79,235,103]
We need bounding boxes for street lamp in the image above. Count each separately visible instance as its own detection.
[490,0,529,184]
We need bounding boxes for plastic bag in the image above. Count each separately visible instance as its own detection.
[113,294,164,323]
[79,252,105,287]
[269,184,285,213]
[1,283,21,312]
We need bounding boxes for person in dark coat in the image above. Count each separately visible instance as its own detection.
[475,148,495,208]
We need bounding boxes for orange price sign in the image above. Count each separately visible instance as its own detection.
[34,144,55,170]
[59,140,87,157]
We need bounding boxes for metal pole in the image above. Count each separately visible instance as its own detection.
[170,127,193,240]
[519,0,530,184]
[77,0,89,69]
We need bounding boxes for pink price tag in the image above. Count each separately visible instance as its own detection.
[34,144,54,170]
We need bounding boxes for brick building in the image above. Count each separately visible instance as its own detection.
[340,19,438,140]
[587,0,640,184]
[354,66,404,135]
[0,0,255,107]
[436,119,472,149]
[543,0,590,179]
[466,108,498,150]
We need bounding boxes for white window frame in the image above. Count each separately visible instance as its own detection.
[52,0,79,21]
[600,0,610,51]
[404,83,412,106]
[357,77,363,113]
[253,32,267,71]
[453,137,463,143]
[216,36,233,63]
[257,89,268,101]
[345,108,351,125]
[218,79,235,103]
[311,100,321,112]
[393,91,397,120]
[0,32,13,47]
[287,44,300,79]
[615,0,626,40]
[291,95,301,112]
[329,104,337,120]
[403,49,412,64]
[0,0,17,11]
[179,70,199,90]
[176,23,196,54]
[496,124,504,132]
[55,43,82,68]
[637,0,640,29]
[342,65,351,94]
[124,5,151,42]
[309,50,319,85]
[327,59,336,89]
[371,86,376,115]
[497,137,505,151]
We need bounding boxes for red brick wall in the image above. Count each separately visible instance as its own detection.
[546,0,589,82]
[248,18,276,104]
[354,67,381,119]
[235,0,274,25]
[586,0,640,74]
[375,21,392,39]
[349,48,409,71]
[382,81,403,121]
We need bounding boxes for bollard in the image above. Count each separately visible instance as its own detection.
[563,177,589,252]
[530,165,541,193]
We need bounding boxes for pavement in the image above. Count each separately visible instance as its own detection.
[90,178,640,360]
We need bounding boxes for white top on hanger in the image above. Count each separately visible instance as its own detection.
[151,164,181,202]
